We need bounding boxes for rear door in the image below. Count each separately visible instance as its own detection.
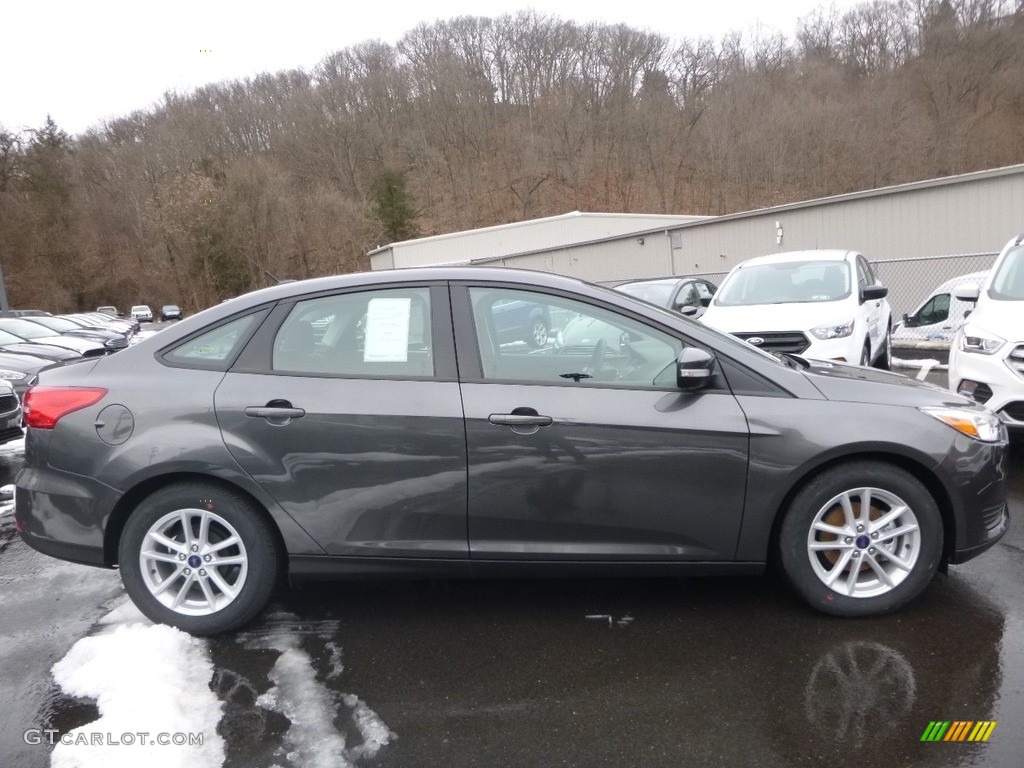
[453,284,750,562]
[214,284,468,558]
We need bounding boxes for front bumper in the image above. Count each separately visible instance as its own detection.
[949,341,1024,431]
[940,434,1010,562]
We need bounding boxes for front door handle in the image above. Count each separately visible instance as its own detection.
[488,414,553,427]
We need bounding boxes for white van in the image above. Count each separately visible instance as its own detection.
[892,271,989,346]
[948,234,1024,432]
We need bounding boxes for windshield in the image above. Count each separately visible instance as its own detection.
[615,281,676,306]
[715,260,851,307]
[0,318,52,339]
[26,316,78,332]
[988,244,1024,301]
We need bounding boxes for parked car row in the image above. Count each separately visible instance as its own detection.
[609,238,1022,434]
[97,304,184,323]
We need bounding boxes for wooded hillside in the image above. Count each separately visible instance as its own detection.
[1,0,1022,311]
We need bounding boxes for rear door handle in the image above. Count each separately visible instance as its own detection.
[244,402,306,426]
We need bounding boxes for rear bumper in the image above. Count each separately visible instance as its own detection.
[14,465,122,567]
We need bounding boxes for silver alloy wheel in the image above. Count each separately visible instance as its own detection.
[806,487,921,598]
[139,508,249,616]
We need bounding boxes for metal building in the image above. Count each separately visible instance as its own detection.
[369,163,1024,318]
[368,211,709,271]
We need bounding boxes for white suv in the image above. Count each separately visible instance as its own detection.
[130,304,153,323]
[948,233,1024,432]
[700,250,892,367]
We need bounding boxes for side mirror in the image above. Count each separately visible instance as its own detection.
[954,283,980,302]
[860,285,888,303]
[676,347,716,390]
[902,312,916,328]
[676,304,698,316]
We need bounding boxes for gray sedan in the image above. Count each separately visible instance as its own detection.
[15,268,1009,634]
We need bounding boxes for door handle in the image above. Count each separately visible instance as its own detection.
[244,402,306,426]
[488,414,553,427]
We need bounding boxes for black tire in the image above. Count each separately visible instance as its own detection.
[526,316,549,348]
[778,461,942,617]
[874,330,892,370]
[859,341,870,367]
[119,481,279,635]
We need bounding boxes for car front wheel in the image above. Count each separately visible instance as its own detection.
[778,461,942,617]
[119,481,279,635]
[874,330,892,370]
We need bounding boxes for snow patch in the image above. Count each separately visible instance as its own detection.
[246,614,395,767]
[49,611,225,768]
[0,482,14,516]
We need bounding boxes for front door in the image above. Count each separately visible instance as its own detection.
[454,285,750,562]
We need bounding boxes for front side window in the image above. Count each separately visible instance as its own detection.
[916,294,950,325]
[273,287,433,377]
[468,288,682,388]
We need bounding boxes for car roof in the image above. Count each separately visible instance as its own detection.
[734,250,857,268]
[220,267,603,306]
[617,276,700,287]
[932,271,990,291]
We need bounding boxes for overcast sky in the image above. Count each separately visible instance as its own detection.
[2,0,867,136]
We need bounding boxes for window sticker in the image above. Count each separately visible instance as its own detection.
[363,298,411,362]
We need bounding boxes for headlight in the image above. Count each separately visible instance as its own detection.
[811,319,855,340]
[958,326,1004,355]
[0,369,27,380]
[921,407,1004,442]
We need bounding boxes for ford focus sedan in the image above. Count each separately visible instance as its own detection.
[15,268,1009,635]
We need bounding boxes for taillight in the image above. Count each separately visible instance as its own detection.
[23,387,108,429]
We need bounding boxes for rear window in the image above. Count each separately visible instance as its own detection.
[163,314,263,370]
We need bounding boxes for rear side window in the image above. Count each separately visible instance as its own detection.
[272,288,433,378]
[164,314,262,369]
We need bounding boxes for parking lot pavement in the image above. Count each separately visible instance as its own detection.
[1,363,1021,767]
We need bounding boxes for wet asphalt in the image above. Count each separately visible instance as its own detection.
[1,357,1022,768]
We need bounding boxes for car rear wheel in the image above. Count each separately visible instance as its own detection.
[119,481,279,635]
[778,461,942,617]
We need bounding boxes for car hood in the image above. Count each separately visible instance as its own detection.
[799,359,972,408]
[34,335,103,354]
[701,301,854,333]
[0,343,78,361]
[962,299,1024,343]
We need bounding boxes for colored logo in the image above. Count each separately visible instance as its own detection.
[920,721,996,742]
